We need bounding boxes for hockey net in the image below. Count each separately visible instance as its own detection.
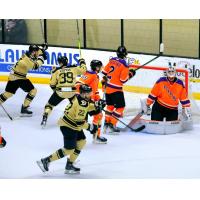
[123,65,200,122]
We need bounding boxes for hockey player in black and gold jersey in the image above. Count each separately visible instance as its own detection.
[0,44,47,116]
[40,56,87,127]
[37,84,106,174]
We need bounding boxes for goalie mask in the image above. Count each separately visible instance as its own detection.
[116,46,128,59]
[90,60,103,72]
[57,56,68,67]
[166,66,176,78]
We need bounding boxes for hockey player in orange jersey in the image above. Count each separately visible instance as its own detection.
[143,64,191,121]
[76,60,107,144]
[101,46,136,133]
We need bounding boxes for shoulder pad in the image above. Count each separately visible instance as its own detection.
[51,66,62,73]
[67,64,77,68]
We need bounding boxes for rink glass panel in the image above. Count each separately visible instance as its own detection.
[25,19,44,44]
[124,19,160,54]
[46,19,83,47]
[86,19,121,50]
[163,19,199,58]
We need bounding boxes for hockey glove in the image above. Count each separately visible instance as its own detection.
[41,43,48,50]
[50,85,56,91]
[129,68,136,79]
[101,76,108,87]
[182,107,192,121]
[95,99,106,111]
[38,50,47,61]
[0,136,6,148]
[78,58,86,66]
[87,124,98,134]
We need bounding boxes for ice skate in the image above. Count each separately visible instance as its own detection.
[106,123,120,135]
[65,159,80,174]
[21,105,33,117]
[41,113,48,128]
[36,157,50,173]
[94,135,107,144]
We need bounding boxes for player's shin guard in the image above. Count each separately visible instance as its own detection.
[69,139,86,163]
[105,105,114,123]
[110,107,124,126]
[23,88,37,107]
[0,92,13,104]
[44,103,53,116]
[49,148,75,162]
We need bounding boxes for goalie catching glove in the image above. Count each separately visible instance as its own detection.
[87,124,98,134]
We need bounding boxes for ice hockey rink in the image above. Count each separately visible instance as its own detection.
[1,82,200,179]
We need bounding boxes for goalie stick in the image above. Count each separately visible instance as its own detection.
[102,109,145,132]
[120,111,144,131]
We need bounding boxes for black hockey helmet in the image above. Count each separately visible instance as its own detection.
[57,56,68,66]
[29,45,39,53]
[90,60,103,71]
[79,84,92,94]
[116,46,128,59]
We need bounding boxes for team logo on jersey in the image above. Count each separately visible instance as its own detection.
[80,100,87,106]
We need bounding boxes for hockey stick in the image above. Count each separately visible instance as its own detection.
[93,91,106,143]
[0,104,13,120]
[40,19,45,44]
[120,111,144,132]
[76,19,82,58]
[102,109,145,132]
[133,43,164,72]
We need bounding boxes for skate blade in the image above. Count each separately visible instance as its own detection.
[64,170,80,174]
[106,130,120,135]
[41,123,47,129]
[20,113,33,117]
[36,161,46,173]
[93,140,107,144]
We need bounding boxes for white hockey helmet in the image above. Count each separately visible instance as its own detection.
[166,65,176,78]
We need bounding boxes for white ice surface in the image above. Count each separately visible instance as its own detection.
[1,83,200,179]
